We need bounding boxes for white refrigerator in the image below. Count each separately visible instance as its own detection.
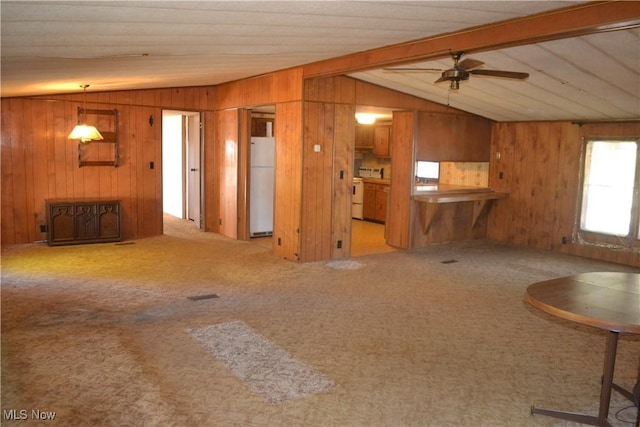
[250,136,275,236]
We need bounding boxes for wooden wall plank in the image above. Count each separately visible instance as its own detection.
[300,101,337,261]
[22,99,36,242]
[31,100,49,241]
[487,122,514,242]
[416,112,492,161]
[386,110,414,249]
[1,99,20,244]
[332,103,356,259]
[237,108,250,241]
[116,106,133,240]
[274,101,303,261]
[301,101,321,260]
[216,109,239,239]
[203,110,218,233]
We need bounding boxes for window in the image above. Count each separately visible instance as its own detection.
[415,161,439,182]
[579,139,639,246]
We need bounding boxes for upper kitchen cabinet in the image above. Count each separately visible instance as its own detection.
[252,116,274,137]
[355,124,374,149]
[356,123,391,158]
[415,112,492,161]
[373,125,391,158]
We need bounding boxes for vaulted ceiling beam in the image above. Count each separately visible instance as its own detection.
[303,1,640,78]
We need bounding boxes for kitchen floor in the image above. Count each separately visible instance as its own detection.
[249,219,395,257]
[172,214,395,258]
[350,219,396,257]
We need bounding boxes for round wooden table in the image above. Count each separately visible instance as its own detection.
[525,272,640,427]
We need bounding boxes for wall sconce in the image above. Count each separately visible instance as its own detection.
[68,84,104,143]
[355,113,377,125]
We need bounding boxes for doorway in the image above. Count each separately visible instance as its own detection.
[350,106,396,257]
[162,110,203,230]
[248,107,276,246]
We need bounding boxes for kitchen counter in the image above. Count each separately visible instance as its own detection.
[413,183,492,196]
[361,178,390,185]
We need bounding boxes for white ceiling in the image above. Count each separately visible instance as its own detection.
[1,1,639,122]
[351,29,640,121]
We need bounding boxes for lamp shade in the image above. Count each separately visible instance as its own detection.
[68,124,104,143]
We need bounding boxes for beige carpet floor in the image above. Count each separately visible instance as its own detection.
[1,215,639,427]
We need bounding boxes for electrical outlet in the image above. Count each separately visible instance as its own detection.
[40,224,47,233]
[337,240,342,249]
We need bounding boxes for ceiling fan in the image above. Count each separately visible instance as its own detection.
[384,52,529,90]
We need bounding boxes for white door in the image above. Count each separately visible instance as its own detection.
[186,114,201,228]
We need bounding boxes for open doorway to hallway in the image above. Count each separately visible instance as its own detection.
[162,110,202,233]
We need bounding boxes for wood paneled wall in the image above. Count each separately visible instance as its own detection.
[217,69,303,110]
[386,111,414,249]
[416,112,492,161]
[1,87,216,245]
[331,104,356,259]
[488,121,640,267]
[274,102,303,261]
[216,69,305,261]
[1,98,160,244]
[215,109,240,239]
[3,71,637,268]
[299,101,356,262]
[301,101,336,261]
[1,70,308,263]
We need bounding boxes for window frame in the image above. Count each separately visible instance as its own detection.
[577,137,640,250]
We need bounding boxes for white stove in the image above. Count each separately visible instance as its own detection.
[358,167,384,179]
[352,177,364,219]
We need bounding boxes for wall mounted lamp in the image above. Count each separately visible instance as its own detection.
[68,84,104,143]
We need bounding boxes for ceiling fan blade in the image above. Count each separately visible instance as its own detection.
[470,69,529,79]
[382,67,443,73]
[458,58,484,70]
[434,76,448,83]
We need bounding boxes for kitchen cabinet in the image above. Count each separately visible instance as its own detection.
[363,182,389,223]
[47,199,121,246]
[356,124,391,157]
[251,117,274,137]
[373,125,391,158]
[355,125,374,148]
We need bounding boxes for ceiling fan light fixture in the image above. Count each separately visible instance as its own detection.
[450,80,460,90]
[68,84,104,143]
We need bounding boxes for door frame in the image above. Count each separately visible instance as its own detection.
[161,109,204,230]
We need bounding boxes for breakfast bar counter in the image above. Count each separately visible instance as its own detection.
[412,184,509,233]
